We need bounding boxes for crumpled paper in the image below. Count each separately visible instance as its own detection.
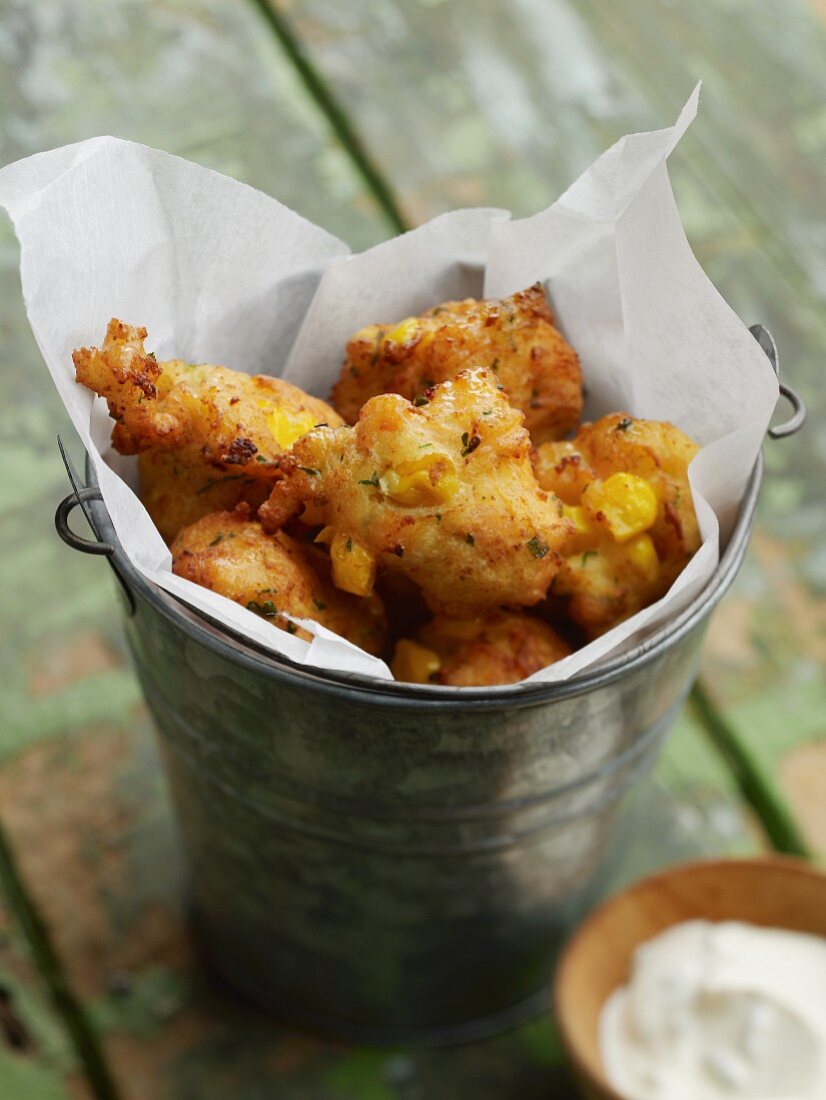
[0,85,778,683]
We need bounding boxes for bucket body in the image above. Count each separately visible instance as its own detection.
[125,598,702,1041]
[74,461,760,1043]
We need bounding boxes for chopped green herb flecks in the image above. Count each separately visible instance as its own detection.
[581,549,598,565]
[346,537,353,552]
[255,454,269,463]
[299,467,321,477]
[527,536,550,559]
[208,534,224,547]
[490,357,499,372]
[313,599,327,611]
[359,472,380,488]
[413,394,429,407]
[286,621,298,634]
[246,599,278,618]
[616,417,633,432]
[196,474,244,495]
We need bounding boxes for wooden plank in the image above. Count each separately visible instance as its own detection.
[0,894,92,1100]
[0,0,392,1095]
[0,716,753,1099]
[0,0,794,1095]
[274,0,826,845]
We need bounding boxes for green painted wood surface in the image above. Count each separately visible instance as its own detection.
[0,0,824,1096]
[277,0,826,850]
[0,893,91,1100]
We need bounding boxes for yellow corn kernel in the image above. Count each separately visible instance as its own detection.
[392,639,441,684]
[382,455,459,507]
[559,504,594,554]
[624,533,659,583]
[330,531,376,597]
[562,504,589,534]
[384,317,420,346]
[266,406,319,450]
[582,472,658,543]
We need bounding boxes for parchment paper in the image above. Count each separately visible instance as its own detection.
[0,85,779,683]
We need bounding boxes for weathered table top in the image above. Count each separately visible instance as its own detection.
[1,1,824,1096]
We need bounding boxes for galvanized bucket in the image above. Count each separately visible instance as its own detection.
[54,329,804,1044]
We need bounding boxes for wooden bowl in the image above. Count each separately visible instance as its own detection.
[554,856,826,1100]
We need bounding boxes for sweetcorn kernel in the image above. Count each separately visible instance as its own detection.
[562,504,590,534]
[384,317,421,346]
[582,473,658,542]
[391,639,441,684]
[382,455,459,507]
[266,406,319,449]
[624,533,659,583]
[330,532,376,597]
[561,504,594,552]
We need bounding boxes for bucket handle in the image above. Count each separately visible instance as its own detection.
[749,324,806,439]
[54,438,136,615]
[55,486,114,556]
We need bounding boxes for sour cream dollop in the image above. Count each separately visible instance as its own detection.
[600,920,826,1100]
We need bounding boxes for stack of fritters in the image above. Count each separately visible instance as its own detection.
[74,285,700,686]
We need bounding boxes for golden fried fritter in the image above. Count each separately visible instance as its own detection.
[391,611,572,687]
[139,452,269,544]
[74,319,343,475]
[170,508,387,656]
[534,413,701,637]
[260,369,572,618]
[331,284,582,444]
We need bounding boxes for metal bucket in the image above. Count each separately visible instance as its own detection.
[54,329,804,1044]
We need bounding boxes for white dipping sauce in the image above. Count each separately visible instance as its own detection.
[600,920,826,1100]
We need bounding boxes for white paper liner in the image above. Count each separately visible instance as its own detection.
[0,84,778,684]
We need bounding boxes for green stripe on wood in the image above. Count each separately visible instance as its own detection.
[0,825,122,1100]
[250,0,411,234]
[690,682,811,858]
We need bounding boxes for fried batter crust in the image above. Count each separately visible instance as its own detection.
[261,368,572,617]
[73,318,343,475]
[332,284,582,444]
[170,508,387,656]
[138,452,269,544]
[416,611,572,686]
[534,412,701,636]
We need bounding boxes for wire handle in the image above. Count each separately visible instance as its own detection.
[749,324,807,439]
[53,438,136,615]
[54,486,114,555]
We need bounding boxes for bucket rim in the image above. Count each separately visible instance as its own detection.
[80,451,762,711]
